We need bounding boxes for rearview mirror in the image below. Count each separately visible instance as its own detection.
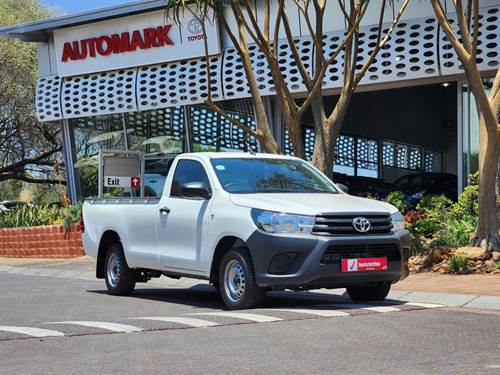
[181,181,212,200]
[336,183,349,194]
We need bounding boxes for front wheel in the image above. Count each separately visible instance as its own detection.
[218,247,265,310]
[346,283,391,302]
[104,243,136,296]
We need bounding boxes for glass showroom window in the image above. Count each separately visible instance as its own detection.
[289,127,378,178]
[70,114,126,199]
[356,137,378,178]
[333,135,356,176]
[461,78,493,187]
[125,108,185,155]
[382,140,441,173]
[189,99,258,152]
[126,108,186,198]
[70,108,187,200]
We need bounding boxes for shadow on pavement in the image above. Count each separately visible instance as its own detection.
[87,284,403,309]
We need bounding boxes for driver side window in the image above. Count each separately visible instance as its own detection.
[170,159,211,198]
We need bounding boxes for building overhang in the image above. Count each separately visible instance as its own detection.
[0,0,169,41]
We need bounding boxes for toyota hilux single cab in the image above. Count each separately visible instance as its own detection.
[82,152,409,310]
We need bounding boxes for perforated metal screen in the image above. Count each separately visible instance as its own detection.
[36,6,499,122]
[190,100,258,152]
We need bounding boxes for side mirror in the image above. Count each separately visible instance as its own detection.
[181,181,212,200]
[336,183,349,194]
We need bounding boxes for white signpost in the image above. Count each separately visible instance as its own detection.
[99,150,145,198]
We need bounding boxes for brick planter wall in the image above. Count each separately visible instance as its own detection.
[0,225,84,258]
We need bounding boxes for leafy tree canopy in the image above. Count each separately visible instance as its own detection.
[0,0,63,188]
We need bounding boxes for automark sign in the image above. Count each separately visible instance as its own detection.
[53,8,220,77]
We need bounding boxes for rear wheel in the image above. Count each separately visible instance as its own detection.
[104,243,136,296]
[346,283,391,302]
[218,247,265,310]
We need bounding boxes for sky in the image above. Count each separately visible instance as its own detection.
[43,0,133,15]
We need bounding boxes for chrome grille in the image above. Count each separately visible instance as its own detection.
[321,243,401,264]
[312,213,393,236]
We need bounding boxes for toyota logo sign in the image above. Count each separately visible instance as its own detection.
[352,217,371,233]
[187,18,202,35]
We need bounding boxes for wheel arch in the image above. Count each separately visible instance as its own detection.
[209,236,247,285]
[96,230,122,279]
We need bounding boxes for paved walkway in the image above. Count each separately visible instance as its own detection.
[394,273,500,296]
[1,256,499,310]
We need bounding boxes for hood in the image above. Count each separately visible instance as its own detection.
[229,193,398,216]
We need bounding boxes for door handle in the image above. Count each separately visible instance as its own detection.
[159,206,171,215]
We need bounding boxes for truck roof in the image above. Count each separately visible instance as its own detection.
[182,152,299,160]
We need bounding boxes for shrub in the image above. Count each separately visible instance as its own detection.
[447,254,470,273]
[416,194,453,222]
[384,191,411,214]
[409,232,424,254]
[438,216,477,248]
[449,184,479,219]
[404,210,422,224]
[60,203,82,229]
[0,203,82,229]
[411,219,441,238]
[430,238,448,247]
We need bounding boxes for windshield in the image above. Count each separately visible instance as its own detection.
[210,158,339,194]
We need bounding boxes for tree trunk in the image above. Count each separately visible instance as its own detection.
[460,64,499,251]
[310,96,331,177]
[471,132,500,250]
[311,91,352,179]
[287,119,306,159]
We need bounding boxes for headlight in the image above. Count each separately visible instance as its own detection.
[391,212,405,232]
[251,209,315,234]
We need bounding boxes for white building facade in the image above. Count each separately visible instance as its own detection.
[0,0,498,201]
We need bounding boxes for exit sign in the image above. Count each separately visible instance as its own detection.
[104,176,131,188]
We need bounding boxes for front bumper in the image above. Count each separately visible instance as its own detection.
[246,230,410,289]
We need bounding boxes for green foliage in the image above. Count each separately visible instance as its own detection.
[60,203,82,229]
[416,194,453,221]
[1,1,61,188]
[468,172,479,186]
[405,173,479,253]
[439,216,477,248]
[0,204,59,228]
[384,191,410,214]
[0,203,81,229]
[447,254,470,273]
[411,219,441,238]
[409,232,424,254]
[430,237,448,247]
[449,184,479,219]
[78,165,98,199]
[496,261,500,270]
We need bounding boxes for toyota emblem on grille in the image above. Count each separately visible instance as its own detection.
[352,217,371,233]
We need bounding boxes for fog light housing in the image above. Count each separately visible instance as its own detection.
[268,252,297,274]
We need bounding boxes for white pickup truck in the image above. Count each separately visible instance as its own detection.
[82,152,409,309]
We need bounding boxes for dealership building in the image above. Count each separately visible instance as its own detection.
[0,0,498,201]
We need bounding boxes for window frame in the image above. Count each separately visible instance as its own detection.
[169,159,212,199]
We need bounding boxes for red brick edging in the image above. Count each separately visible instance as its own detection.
[0,225,84,258]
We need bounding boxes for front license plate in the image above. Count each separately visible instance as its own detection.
[341,257,388,272]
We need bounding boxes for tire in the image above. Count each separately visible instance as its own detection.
[218,247,265,310]
[346,283,391,302]
[104,243,136,296]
